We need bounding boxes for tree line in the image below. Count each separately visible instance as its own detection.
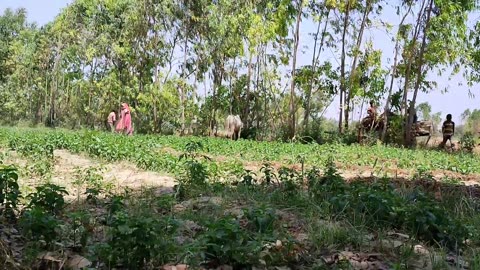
[0,0,479,145]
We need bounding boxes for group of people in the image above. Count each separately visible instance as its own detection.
[363,101,455,148]
[107,103,133,136]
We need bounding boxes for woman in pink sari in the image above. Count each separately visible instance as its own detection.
[115,103,133,136]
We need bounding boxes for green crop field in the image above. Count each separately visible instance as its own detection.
[0,127,479,269]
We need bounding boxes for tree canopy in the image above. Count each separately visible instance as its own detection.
[0,0,479,144]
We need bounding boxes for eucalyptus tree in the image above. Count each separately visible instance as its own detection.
[401,0,477,146]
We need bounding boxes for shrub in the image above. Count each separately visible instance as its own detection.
[19,206,61,247]
[26,183,68,215]
[460,132,476,153]
[99,210,178,268]
[0,165,21,218]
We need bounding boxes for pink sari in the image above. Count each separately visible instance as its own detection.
[120,103,133,136]
[115,109,125,133]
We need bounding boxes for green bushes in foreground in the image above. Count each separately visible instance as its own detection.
[0,127,479,269]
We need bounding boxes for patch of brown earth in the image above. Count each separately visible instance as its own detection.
[53,150,176,194]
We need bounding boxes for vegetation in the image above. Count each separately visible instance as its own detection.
[0,0,480,268]
[0,127,479,269]
[0,0,479,145]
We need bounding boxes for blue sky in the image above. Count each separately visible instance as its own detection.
[1,0,478,125]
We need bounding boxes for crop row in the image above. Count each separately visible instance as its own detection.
[1,127,479,175]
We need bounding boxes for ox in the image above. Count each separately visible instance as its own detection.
[225,115,243,140]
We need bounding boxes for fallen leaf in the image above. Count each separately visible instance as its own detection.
[387,232,410,239]
[275,240,283,248]
[37,252,61,262]
[163,264,189,270]
[176,264,188,270]
[413,244,429,255]
[65,255,92,269]
[321,255,336,265]
[295,233,308,242]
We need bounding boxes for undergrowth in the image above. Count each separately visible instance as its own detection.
[0,127,479,269]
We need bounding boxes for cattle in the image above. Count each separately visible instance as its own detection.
[358,111,435,146]
[225,115,243,140]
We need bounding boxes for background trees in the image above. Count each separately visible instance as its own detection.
[0,0,479,144]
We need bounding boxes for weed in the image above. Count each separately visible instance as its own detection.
[26,183,68,215]
[260,163,277,186]
[73,166,110,204]
[98,210,178,268]
[241,169,257,186]
[66,210,92,251]
[309,221,364,251]
[460,132,476,153]
[196,216,259,267]
[244,206,276,233]
[19,206,61,248]
[0,165,21,218]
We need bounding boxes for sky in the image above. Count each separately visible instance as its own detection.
[1,0,479,125]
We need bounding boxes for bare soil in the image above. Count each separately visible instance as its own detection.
[2,149,176,199]
[53,149,176,191]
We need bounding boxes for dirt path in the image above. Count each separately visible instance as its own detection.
[54,150,175,189]
[52,150,176,195]
[2,149,177,198]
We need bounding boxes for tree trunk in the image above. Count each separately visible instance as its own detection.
[289,0,303,139]
[229,57,236,115]
[406,0,434,147]
[153,67,159,133]
[180,4,188,136]
[381,4,412,142]
[344,0,371,131]
[401,0,427,117]
[338,3,350,134]
[245,52,253,130]
[211,56,225,135]
[304,10,330,131]
[47,45,63,128]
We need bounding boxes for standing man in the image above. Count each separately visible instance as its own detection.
[440,114,455,148]
[107,109,116,132]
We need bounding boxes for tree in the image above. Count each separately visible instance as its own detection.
[401,0,476,146]
[416,102,432,120]
[464,109,480,135]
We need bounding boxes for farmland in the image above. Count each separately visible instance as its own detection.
[1,127,480,269]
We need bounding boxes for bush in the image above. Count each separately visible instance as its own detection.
[19,206,61,247]
[26,183,68,215]
[460,132,476,153]
[99,210,178,268]
[307,159,469,248]
[0,165,21,218]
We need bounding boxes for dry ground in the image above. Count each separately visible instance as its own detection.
[2,149,176,200]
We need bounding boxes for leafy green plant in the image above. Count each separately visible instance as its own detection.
[244,206,276,233]
[278,167,301,194]
[66,210,92,251]
[26,183,68,215]
[241,169,257,186]
[180,141,211,161]
[260,163,277,185]
[197,216,259,268]
[27,158,54,177]
[19,206,61,247]
[73,166,109,204]
[0,165,21,217]
[98,210,178,268]
[460,132,476,153]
